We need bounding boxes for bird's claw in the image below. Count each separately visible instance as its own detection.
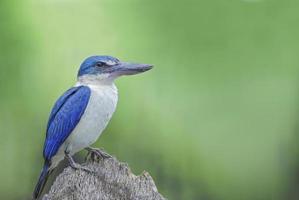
[85,147,112,162]
[65,152,93,173]
[70,163,93,173]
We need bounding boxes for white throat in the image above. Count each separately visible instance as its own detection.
[75,74,118,102]
[77,74,115,86]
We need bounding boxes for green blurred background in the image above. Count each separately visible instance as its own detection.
[1,0,299,199]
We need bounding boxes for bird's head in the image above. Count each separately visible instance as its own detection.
[77,55,153,84]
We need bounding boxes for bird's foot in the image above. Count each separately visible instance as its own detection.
[70,162,93,173]
[85,147,112,162]
[65,153,93,173]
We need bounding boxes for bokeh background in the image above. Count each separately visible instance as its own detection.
[1,0,299,199]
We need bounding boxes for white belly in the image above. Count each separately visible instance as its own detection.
[51,83,118,168]
[67,84,118,153]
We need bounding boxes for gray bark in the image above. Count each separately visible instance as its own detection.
[42,156,166,200]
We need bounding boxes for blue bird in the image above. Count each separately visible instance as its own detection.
[33,55,153,199]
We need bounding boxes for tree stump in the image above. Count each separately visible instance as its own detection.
[42,155,166,200]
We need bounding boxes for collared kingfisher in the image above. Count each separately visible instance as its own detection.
[33,55,153,199]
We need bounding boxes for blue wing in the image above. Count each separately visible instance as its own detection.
[43,86,91,160]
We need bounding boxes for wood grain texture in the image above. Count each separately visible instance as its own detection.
[42,156,165,200]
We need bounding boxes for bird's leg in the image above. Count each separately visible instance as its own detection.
[65,152,93,173]
[85,147,112,161]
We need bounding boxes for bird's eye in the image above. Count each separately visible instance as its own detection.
[96,62,105,67]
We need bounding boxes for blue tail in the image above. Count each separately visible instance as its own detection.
[33,161,51,199]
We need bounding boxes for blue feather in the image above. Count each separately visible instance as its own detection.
[43,86,91,160]
[33,161,50,199]
[46,87,80,133]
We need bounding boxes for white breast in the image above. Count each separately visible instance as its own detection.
[65,83,118,154]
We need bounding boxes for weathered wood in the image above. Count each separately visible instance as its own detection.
[42,155,165,200]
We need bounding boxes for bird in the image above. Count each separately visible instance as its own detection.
[33,55,153,199]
